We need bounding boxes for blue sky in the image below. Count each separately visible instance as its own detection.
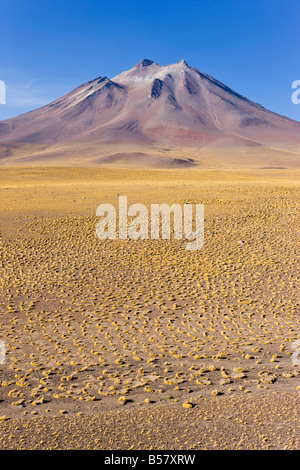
[0,0,299,121]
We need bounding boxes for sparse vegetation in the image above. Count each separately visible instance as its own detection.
[0,167,299,450]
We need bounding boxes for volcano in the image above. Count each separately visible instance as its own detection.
[1,59,300,168]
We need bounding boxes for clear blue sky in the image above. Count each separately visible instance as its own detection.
[0,0,299,121]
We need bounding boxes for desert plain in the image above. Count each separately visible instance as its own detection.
[0,166,299,449]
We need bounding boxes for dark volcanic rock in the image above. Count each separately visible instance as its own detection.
[150,78,164,99]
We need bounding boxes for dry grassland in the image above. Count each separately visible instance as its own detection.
[0,167,299,449]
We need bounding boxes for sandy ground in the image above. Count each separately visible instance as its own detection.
[1,141,300,169]
[0,167,299,450]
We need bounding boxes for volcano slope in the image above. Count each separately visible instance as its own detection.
[0,59,300,168]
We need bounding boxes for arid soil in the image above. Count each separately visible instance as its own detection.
[0,167,299,449]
